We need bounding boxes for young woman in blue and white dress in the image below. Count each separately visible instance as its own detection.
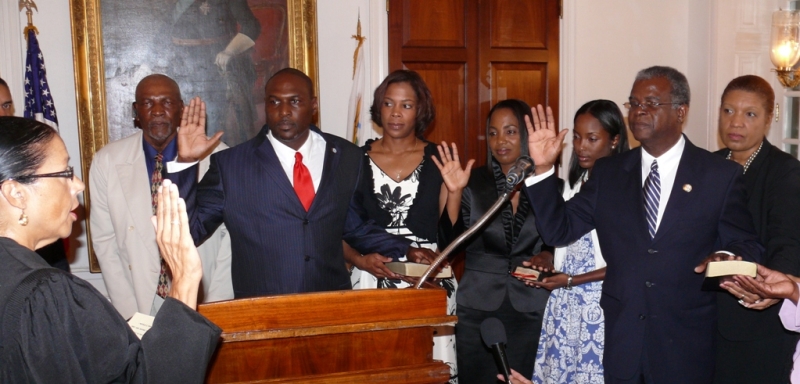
[524,100,629,384]
[342,69,460,383]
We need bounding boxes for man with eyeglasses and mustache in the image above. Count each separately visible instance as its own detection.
[89,74,233,320]
[523,66,763,384]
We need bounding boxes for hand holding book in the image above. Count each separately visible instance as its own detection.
[722,263,798,310]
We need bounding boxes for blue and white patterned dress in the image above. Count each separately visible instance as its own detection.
[533,232,605,383]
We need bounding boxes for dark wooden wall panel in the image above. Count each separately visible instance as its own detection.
[490,0,547,49]
[491,63,547,108]
[391,0,559,168]
[405,63,468,149]
[403,0,466,47]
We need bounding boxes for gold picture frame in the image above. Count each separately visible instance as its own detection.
[70,0,319,272]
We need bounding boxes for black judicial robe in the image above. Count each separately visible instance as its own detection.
[0,237,221,383]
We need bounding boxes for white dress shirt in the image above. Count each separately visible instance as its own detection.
[267,129,326,191]
[525,136,686,234]
[640,135,684,233]
[168,129,327,192]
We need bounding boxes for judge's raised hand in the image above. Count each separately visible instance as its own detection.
[177,97,223,162]
[524,104,567,174]
[152,179,203,310]
[432,142,474,193]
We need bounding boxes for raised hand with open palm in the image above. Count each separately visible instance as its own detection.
[524,104,568,174]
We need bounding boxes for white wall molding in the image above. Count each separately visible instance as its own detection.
[0,1,25,104]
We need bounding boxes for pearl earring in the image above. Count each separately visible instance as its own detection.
[18,210,28,226]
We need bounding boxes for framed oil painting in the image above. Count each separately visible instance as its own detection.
[70,0,319,272]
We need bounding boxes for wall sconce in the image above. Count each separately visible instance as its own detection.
[771,10,800,88]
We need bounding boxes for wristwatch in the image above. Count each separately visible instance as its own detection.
[565,275,573,290]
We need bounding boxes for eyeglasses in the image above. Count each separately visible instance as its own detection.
[12,166,74,182]
[623,100,682,111]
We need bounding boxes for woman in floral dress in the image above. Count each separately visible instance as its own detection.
[343,69,458,383]
[525,100,629,383]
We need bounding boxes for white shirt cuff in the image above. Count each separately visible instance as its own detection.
[524,167,555,187]
[166,159,197,173]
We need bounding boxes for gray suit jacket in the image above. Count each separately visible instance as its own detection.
[89,130,233,319]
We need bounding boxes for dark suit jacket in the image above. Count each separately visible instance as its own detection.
[715,141,800,340]
[440,165,550,313]
[524,138,763,383]
[183,126,411,298]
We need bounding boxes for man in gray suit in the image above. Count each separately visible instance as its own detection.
[90,74,232,319]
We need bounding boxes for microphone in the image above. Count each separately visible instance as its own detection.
[414,156,533,286]
[505,156,534,192]
[415,156,531,288]
[480,317,512,383]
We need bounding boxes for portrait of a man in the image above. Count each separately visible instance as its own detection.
[100,0,289,147]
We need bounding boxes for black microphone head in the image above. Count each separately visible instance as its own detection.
[480,317,507,347]
[505,155,534,192]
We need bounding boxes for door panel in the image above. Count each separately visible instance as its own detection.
[404,63,468,147]
[490,0,547,49]
[403,0,466,47]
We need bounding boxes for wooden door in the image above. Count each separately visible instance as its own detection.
[389,0,560,165]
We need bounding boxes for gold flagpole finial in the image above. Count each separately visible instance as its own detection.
[19,0,39,38]
[351,9,366,77]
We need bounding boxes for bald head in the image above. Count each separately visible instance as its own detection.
[133,74,184,152]
[136,74,181,100]
[266,68,314,97]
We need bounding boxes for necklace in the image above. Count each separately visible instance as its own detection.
[380,138,419,181]
[725,141,763,174]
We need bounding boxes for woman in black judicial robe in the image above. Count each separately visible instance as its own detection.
[436,100,552,384]
[0,116,220,383]
[713,76,800,383]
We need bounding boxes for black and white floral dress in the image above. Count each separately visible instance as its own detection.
[350,156,459,384]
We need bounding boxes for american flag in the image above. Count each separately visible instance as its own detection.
[24,29,58,131]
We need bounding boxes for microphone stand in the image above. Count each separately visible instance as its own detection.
[415,156,533,289]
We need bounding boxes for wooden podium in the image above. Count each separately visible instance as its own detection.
[197,289,456,383]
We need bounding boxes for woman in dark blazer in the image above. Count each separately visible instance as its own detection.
[713,75,800,384]
[436,99,551,384]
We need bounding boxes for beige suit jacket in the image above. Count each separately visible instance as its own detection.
[89,130,233,319]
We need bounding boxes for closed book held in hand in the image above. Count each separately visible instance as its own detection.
[385,262,452,278]
[703,260,757,291]
[511,266,553,282]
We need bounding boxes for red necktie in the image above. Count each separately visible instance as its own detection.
[293,152,315,211]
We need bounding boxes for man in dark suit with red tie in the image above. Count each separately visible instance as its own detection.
[523,66,763,383]
[175,68,435,298]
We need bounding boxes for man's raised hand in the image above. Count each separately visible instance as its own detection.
[177,97,223,162]
[524,104,567,174]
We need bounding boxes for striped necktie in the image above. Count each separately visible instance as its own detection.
[643,160,660,239]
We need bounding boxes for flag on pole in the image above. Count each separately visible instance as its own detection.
[24,28,58,131]
[346,16,369,145]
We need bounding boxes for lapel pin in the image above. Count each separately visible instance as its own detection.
[332,148,337,153]
[683,184,692,192]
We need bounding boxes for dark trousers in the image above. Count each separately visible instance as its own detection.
[603,350,656,384]
[456,294,543,384]
[712,330,797,384]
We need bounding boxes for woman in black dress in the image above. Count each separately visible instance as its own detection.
[0,116,220,382]
[436,99,552,384]
[713,75,800,384]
